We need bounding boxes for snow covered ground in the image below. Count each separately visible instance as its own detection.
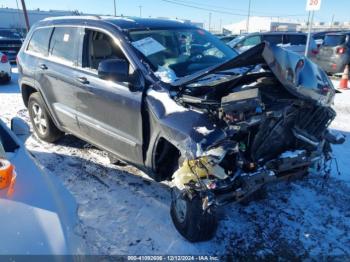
[0,68,349,258]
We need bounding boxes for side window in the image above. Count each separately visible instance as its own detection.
[27,27,53,55]
[242,36,261,46]
[49,27,81,65]
[82,29,126,70]
[283,35,306,45]
[262,35,283,45]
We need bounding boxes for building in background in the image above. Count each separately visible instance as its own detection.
[0,7,83,30]
[223,16,300,35]
[298,21,350,32]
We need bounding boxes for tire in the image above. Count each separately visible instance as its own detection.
[0,75,10,84]
[170,189,217,242]
[28,92,63,143]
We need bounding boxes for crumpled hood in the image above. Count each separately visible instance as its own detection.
[172,42,335,106]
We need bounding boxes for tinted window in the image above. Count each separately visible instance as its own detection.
[0,30,21,39]
[263,35,283,45]
[323,35,346,46]
[49,27,80,64]
[242,36,261,46]
[27,27,52,55]
[284,35,306,45]
[83,29,126,70]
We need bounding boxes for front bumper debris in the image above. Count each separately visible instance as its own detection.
[173,149,321,207]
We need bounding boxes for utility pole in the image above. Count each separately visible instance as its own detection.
[246,0,251,33]
[208,12,212,32]
[139,5,142,17]
[330,14,335,29]
[113,0,116,16]
[20,0,30,32]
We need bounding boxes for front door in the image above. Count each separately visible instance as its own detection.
[74,28,144,165]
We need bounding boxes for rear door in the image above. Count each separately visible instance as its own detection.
[73,28,144,164]
[36,26,84,134]
[22,27,53,92]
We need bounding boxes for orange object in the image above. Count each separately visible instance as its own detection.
[339,65,349,90]
[6,171,17,197]
[0,158,14,190]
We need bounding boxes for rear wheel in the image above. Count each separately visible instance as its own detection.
[170,189,217,242]
[28,92,63,143]
[0,75,10,84]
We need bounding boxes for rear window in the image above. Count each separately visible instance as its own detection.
[49,27,81,65]
[27,27,53,55]
[262,35,282,45]
[323,35,346,46]
[0,30,21,39]
[284,35,306,45]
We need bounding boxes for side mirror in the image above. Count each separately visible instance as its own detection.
[98,58,130,83]
[11,117,30,142]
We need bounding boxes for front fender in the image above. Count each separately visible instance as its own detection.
[145,87,226,159]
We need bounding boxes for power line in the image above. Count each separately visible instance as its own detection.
[161,0,305,18]
[161,0,247,17]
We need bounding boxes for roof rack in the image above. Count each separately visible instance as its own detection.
[43,15,101,21]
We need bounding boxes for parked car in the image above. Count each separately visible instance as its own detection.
[0,29,23,63]
[313,32,350,75]
[227,32,318,57]
[0,117,83,254]
[312,30,344,47]
[0,51,11,83]
[219,34,238,44]
[17,16,343,242]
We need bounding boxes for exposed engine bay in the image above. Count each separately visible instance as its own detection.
[169,43,345,208]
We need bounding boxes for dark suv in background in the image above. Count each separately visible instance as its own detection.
[313,31,350,75]
[17,16,341,242]
[0,29,23,63]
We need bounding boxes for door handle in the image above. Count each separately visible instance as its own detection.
[76,76,89,84]
[39,64,48,70]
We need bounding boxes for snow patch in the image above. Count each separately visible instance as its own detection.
[147,89,188,116]
[194,126,215,136]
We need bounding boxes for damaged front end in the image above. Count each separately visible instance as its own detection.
[168,43,345,240]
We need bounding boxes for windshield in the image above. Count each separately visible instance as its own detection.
[323,35,346,46]
[0,30,21,39]
[129,28,238,82]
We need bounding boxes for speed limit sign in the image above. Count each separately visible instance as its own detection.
[306,0,321,11]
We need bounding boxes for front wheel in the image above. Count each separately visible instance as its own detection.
[170,189,217,242]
